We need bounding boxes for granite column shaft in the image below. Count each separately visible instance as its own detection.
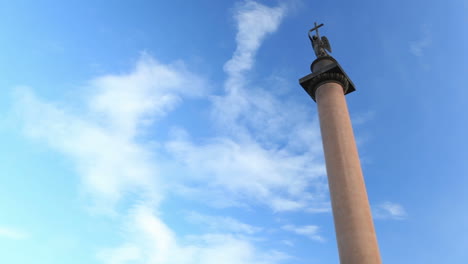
[315,81,381,264]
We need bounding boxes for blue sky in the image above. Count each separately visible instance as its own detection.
[0,0,467,263]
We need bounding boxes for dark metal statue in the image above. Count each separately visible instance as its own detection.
[308,22,332,58]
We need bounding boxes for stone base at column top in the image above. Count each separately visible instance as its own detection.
[299,56,356,102]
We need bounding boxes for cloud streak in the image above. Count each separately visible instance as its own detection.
[374,201,407,220]
[167,0,328,212]
[99,205,288,264]
[166,135,326,211]
[282,224,324,242]
[0,226,28,240]
[224,1,284,77]
[14,55,206,213]
[13,1,326,263]
[186,211,262,234]
[409,25,431,57]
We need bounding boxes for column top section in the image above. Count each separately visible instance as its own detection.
[299,57,356,102]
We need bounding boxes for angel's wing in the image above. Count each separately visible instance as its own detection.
[321,36,332,53]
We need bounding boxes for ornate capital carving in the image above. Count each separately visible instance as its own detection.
[308,72,349,95]
[299,58,355,102]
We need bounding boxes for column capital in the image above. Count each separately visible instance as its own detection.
[299,57,356,102]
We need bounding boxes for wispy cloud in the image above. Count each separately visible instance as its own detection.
[217,0,286,136]
[351,111,376,126]
[98,244,141,264]
[15,52,286,263]
[224,1,285,76]
[0,226,28,240]
[282,224,324,242]
[374,201,407,220]
[99,204,289,264]
[13,1,324,263]
[186,211,262,234]
[14,54,207,214]
[166,134,327,211]
[167,0,328,212]
[409,25,431,57]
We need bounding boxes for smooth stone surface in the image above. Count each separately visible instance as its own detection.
[316,82,382,264]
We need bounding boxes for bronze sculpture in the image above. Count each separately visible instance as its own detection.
[308,22,332,58]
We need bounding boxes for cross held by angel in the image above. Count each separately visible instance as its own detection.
[308,22,332,58]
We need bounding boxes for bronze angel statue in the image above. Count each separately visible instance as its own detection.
[308,23,332,58]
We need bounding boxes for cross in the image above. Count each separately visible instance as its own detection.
[308,22,324,39]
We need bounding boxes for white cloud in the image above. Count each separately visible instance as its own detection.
[15,52,288,263]
[351,111,376,126]
[224,1,284,76]
[186,211,261,234]
[98,244,142,264]
[409,25,431,57]
[374,201,407,220]
[282,225,324,242]
[88,54,206,136]
[14,55,206,212]
[166,0,328,212]
[0,226,28,240]
[13,1,326,263]
[216,1,286,137]
[166,135,327,212]
[99,205,289,264]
